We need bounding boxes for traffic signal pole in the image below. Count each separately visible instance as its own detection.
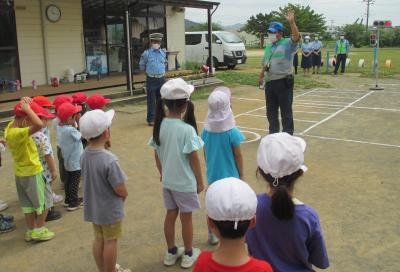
[370,28,384,90]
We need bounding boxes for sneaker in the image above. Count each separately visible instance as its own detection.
[52,193,63,204]
[0,201,8,212]
[31,227,55,241]
[63,201,69,207]
[25,230,33,242]
[181,248,201,269]
[208,232,219,245]
[66,205,80,211]
[116,264,131,272]
[163,246,184,266]
[0,219,16,234]
[45,209,62,222]
[0,214,14,222]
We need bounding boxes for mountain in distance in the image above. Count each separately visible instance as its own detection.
[185,19,245,31]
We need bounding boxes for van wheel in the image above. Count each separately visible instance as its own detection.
[207,57,219,70]
[227,65,236,69]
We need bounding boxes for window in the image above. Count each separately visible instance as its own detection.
[205,34,219,44]
[217,32,243,44]
[185,34,202,45]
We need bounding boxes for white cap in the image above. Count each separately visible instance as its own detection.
[79,109,115,139]
[205,177,257,230]
[305,35,310,40]
[204,90,235,132]
[257,132,308,178]
[213,86,231,99]
[160,78,194,100]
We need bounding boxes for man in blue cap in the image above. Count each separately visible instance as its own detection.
[259,10,300,135]
[139,33,167,126]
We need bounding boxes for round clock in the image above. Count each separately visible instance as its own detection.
[46,5,61,23]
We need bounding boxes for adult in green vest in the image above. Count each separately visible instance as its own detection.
[259,10,300,135]
[334,34,350,75]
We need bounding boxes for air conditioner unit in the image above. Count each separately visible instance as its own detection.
[172,6,185,13]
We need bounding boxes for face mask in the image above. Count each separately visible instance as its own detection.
[152,43,160,50]
[314,37,318,41]
[305,39,309,43]
[340,36,344,40]
[268,33,277,44]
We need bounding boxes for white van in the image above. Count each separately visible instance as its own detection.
[185,31,247,69]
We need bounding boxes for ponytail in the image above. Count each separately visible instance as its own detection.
[153,99,166,146]
[257,168,303,220]
[183,100,198,134]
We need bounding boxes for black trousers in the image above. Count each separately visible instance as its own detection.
[65,170,81,207]
[265,77,294,135]
[334,54,347,74]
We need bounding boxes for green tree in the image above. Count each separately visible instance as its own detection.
[243,13,275,47]
[271,4,327,36]
[341,23,368,48]
[186,22,223,32]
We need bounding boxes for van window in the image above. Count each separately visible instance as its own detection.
[185,34,202,45]
[217,32,242,44]
[205,34,219,43]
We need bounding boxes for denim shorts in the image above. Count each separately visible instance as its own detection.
[163,188,200,213]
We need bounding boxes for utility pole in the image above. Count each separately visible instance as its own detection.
[363,0,374,31]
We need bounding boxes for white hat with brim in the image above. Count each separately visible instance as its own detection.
[257,132,308,178]
[213,86,231,99]
[204,90,235,133]
[79,109,115,140]
[161,78,194,100]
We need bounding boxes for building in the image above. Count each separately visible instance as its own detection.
[0,0,218,100]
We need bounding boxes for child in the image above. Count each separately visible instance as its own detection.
[193,178,273,272]
[87,94,110,110]
[246,133,329,272]
[79,109,130,272]
[31,107,62,222]
[201,88,245,245]
[72,92,89,148]
[149,78,205,269]
[53,95,73,189]
[57,102,84,211]
[5,98,55,241]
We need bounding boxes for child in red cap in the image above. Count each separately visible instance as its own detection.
[4,97,55,241]
[87,94,110,110]
[57,103,84,211]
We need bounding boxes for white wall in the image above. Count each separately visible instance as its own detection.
[165,6,186,70]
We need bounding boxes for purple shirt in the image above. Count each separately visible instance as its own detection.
[246,194,329,272]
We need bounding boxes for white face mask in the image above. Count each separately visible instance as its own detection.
[305,39,309,43]
[314,37,318,41]
[340,36,344,40]
[152,43,160,50]
[268,33,277,44]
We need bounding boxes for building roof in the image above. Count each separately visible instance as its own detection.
[128,0,219,9]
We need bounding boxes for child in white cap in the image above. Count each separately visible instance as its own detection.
[193,177,273,272]
[246,133,329,272]
[201,86,245,245]
[149,78,205,268]
[79,109,130,272]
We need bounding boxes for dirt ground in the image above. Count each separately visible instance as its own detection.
[1,74,400,272]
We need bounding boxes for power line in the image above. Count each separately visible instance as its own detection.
[363,0,374,31]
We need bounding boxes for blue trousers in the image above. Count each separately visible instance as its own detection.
[265,77,294,135]
[146,76,165,123]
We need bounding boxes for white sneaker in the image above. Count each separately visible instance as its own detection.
[208,232,219,245]
[52,193,64,204]
[115,264,131,272]
[163,246,184,266]
[181,248,201,269]
[0,200,8,212]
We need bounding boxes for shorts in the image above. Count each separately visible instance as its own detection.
[163,188,200,213]
[93,221,122,241]
[15,174,45,214]
[44,178,54,209]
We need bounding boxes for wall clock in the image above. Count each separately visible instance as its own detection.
[46,5,61,23]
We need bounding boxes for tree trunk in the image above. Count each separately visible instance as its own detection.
[260,33,264,48]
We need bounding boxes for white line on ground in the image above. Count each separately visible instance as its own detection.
[241,130,261,143]
[313,90,369,95]
[300,91,375,135]
[292,110,331,115]
[294,102,343,108]
[350,106,400,112]
[303,134,400,149]
[296,99,349,105]
[232,97,264,102]
[304,94,359,100]
[244,113,318,123]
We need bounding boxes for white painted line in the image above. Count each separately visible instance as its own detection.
[237,125,267,132]
[325,88,369,93]
[232,97,264,102]
[241,130,262,143]
[235,105,266,118]
[350,106,400,112]
[294,104,341,110]
[293,110,331,115]
[296,99,348,105]
[300,91,375,135]
[377,83,400,86]
[244,113,318,123]
[313,90,368,95]
[304,94,358,100]
[294,102,343,108]
[303,134,400,149]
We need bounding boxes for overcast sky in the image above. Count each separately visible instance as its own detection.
[185,0,399,27]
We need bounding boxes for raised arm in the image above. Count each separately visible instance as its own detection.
[286,10,300,42]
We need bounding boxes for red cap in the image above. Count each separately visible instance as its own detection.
[57,103,82,122]
[53,95,73,111]
[72,92,88,105]
[87,94,111,110]
[33,96,55,108]
[14,101,55,119]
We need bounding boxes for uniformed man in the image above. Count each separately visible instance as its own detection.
[334,34,350,75]
[139,33,167,126]
[259,10,300,135]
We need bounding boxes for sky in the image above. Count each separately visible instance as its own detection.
[185,0,399,27]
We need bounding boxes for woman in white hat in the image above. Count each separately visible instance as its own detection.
[246,133,329,272]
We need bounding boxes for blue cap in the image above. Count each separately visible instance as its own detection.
[268,21,284,33]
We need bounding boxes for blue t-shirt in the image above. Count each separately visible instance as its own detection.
[246,194,329,272]
[58,125,84,172]
[149,118,204,193]
[302,43,313,53]
[201,127,245,185]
